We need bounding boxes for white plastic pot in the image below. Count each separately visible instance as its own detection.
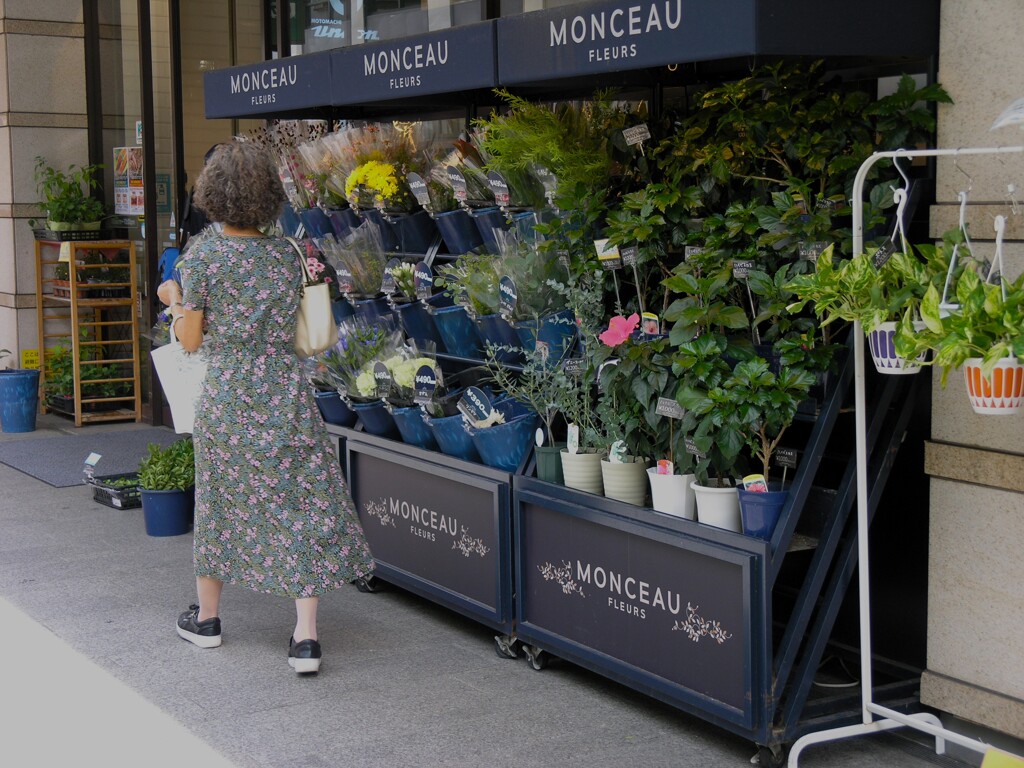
[866,320,926,375]
[690,480,741,532]
[963,357,1024,415]
[560,449,605,495]
[647,469,696,520]
[601,457,648,505]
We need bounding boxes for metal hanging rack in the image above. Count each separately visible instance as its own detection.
[788,144,1024,766]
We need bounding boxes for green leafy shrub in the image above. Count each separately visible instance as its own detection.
[138,439,195,491]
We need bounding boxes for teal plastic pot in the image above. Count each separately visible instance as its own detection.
[0,369,40,433]
[433,305,482,358]
[434,208,484,255]
[392,405,438,451]
[535,442,566,485]
[738,484,788,540]
[141,488,194,537]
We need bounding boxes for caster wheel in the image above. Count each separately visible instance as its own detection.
[757,744,785,768]
[493,635,518,659]
[524,644,549,671]
[354,576,379,593]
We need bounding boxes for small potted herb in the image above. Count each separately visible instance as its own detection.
[33,156,107,233]
[138,439,195,536]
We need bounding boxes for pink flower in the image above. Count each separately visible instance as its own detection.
[599,313,640,347]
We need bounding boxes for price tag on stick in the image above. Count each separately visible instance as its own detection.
[655,397,685,419]
[684,437,706,459]
[871,237,899,270]
[413,364,438,405]
[458,386,493,424]
[406,172,431,208]
[487,171,510,207]
[373,362,392,399]
[498,275,518,319]
[413,261,433,301]
[446,166,468,202]
[381,258,401,295]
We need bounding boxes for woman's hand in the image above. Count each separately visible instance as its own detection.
[157,279,183,307]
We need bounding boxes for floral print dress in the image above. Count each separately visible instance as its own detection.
[181,234,373,598]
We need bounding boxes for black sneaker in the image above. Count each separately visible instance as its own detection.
[176,604,222,648]
[288,636,322,674]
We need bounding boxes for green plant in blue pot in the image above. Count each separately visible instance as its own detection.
[138,439,195,536]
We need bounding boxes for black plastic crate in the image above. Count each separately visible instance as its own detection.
[34,229,111,242]
[89,472,141,509]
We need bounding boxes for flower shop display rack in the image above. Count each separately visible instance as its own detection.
[208,1,944,763]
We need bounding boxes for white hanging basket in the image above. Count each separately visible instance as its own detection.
[963,357,1024,415]
[866,321,926,375]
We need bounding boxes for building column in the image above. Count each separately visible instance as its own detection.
[0,2,88,364]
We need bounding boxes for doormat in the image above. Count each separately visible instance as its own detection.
[0,427,181,487]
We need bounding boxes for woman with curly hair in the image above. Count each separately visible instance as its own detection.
[157,141,373,675]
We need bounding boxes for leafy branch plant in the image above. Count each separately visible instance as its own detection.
[138,439,195,491]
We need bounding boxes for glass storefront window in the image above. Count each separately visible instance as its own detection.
[293,0,487,53]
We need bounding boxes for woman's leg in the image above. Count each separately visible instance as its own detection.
[197,576,223,621]
[294,597,318,642]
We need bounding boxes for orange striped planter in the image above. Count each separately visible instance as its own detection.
[963,357,1024,415]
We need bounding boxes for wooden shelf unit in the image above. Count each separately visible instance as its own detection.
[34,239,142,427]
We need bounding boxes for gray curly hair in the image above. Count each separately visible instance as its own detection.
[193,141,285,228]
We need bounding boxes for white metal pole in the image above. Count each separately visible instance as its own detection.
[788,145,1024,767]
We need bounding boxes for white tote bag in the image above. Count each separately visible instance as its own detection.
[151,323,208,434]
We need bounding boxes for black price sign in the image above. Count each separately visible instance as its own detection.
[406,172,431,208]
[337,266,354,293]
[413,261,433,301]
[622,123,652,147]
[373,361,392,399]
[732,259,754,279]
[446,166,468,202]
[775,447,799,469]
[620,245,639,267]
[684,437,706,458]
[458,386,493,423]
[684,246,706,261]
[414,364,438,404]
[498,275,518,318]
[487,171,510,206]
[562,356,586,377]
[381,258,401,294]
[798,241,829,264]
[595,239,622,270]
[655,397,685,420]
[871,237,899,270]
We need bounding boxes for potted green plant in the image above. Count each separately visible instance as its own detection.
[785,241,948,374]
[138,438,196,537]
[33,156,107,232]
[894,264,1024,415]
[0,348,40,433]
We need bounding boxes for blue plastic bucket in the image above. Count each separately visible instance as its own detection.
[314,390,357,427]
[515,309,577,361]
[141,488,194,537]
[395,210,438,254]
[280,204,302,237]
[737,484,788,540]
[433,305,482,358]
[476,314,523,364]
[471,207,510,253]
[326,208,360,241]
[351,400,399,438]
[392,405,438,450]
[429,413,479,462]
[359,208,400,252]
[469,411,538,472]
[332,299,355,324]
[435,208,484,255]
[0,369,40,433]
[351,296,392,323]
[394,301,445,352]
[299,207,332,238]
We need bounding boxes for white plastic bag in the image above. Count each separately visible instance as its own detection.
[150,323,207,434]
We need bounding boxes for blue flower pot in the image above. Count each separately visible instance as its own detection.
[141,488,194,537]
[359,208,400,252]
[476,313,523,364]
[351,296,392,323]
[299,207,333,238]
[471,207,510,253]
[738,484,788,540]
[429,413,480,462]
[0,369,40,433]
[392,405,438,451]
[314,390,357,427]
[389,210,438,254]
[351,400,399,438]
[326,208,361,241]
[280,204,302,237]
[433,305,482,358]
[468,411,538,472]
[515,309,577,362]
[394,301,445,352]
[425,291,454,310]
[332,298,355,324]
[511,210,540,243]
[435,208,484,255]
